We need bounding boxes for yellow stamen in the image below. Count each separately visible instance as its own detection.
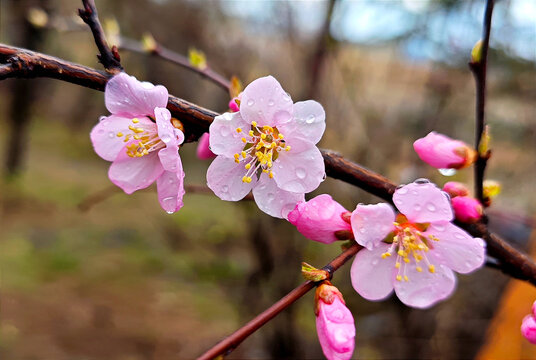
[116,132,123,137]
[132,118,139,123]
[241,151,247,158]
[396,275,402,281]
[428,265,435,273]
[251,121,257,127]
[236,127,242,133]
[245,164,251,170]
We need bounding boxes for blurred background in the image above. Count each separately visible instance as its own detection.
[0,0,535,359]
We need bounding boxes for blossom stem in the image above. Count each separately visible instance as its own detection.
[78,0,122,73]
[469,0,495,205]
[118,37,231,91]
[0,40,535,284]
[196,243,362,360]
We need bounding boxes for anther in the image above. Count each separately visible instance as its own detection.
[428,265,435,273]
[132,118,139,123]
[116,132,123,137]
[396,275,402,281]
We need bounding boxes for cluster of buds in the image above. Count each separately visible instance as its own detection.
[443,182,483,223]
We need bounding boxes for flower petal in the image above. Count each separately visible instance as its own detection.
[350,243,396,301]
[351,203,396,250]
[426,222,486,274]
[393,181,453,223]
[105,72,168,117]
[278,100,326,145]
[272,140,325,193]
[393,263,456,309]
[155,107,183,147]
[252,174,305,219]
[239,76,294,127]
[209,112,249,158]
[108,144,164,194]
[156,158,185,214]
[90,115,154,161]
[207,156,256,201]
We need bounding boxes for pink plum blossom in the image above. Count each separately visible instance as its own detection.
[442,181,470,198]
[207,76,326,218]
[413,132,476,170]
[288,194,352,244]
[451,196,483,223]
[315,282,355,360]
[90,72,185,214]
[522,301,536,344]
[196,133,216,160]
[350,179,486,308]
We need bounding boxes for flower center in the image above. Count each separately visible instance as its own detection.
[234,121,290,183]
[381,220,440,282]
[115,117,165,158]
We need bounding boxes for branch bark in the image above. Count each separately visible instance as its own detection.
[469,0,495,204]
[78,0,122,72]
[197,243,362,360]
[0,42,534,286]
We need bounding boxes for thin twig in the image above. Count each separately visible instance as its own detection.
[78,0,122,72]
[197,243,362,360]
[119,37,230,91]
[0,43,535,286]
[470,0,495,204]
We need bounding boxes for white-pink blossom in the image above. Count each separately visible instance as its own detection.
[207,76,326,218]
[90,73,185,213]
[350,179,486,308]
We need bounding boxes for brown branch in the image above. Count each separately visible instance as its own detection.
[197,243,362,360]
[78,0,122,72]
[1,43,535,285]
[118,37,230,91]
[469,0,494,204]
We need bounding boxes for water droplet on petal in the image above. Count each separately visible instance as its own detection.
[371,259,379,265]
[268,99,275,106]
[306,114,316,124]
[99,116,107,123]
[433,224,445,232]
[219,126,230,137]
[267,193,275,200]
[161,134,171,143]
[397,187,408,195]
[454,233,465,239]
[247,99,255,106]
[439,168,457,176]
[426,203,436,212]
[415,178,430,184]
[296,167,306,179]
[413,204,422,212]
[222,185,229,193]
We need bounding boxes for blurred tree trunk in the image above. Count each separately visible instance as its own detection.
[4,0,49,178]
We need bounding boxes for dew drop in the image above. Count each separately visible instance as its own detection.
[97,129,105,134]
[439,168,457,176]
[161,134,171,143]
[222,185,229,193]
[219,126,230,137]
[413,204,422,212]
[99,116,107,123]
[166,210,173,214]
[322,173,327,181]
[268,99,275,106]
[415,178,430,184]
[397,187,408,195]
[267,193,275,201]
[359,227,366,234]
[296,167,306,179]
[306,114,316,124]
[433,224,445,232]
[426,203,436,212]
[332,309,344,320]
[371,259,379,266]
[454,233,465,239]
[247,99,255,107]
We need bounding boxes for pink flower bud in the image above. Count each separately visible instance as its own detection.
[288,194,352,244]
[451,196,483,223]
[228,94,241,112]
[413,132,477,170]
[522,303,536,345]
[315,283,355,360]
[196,133,216,160]
[443,181,470,198]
